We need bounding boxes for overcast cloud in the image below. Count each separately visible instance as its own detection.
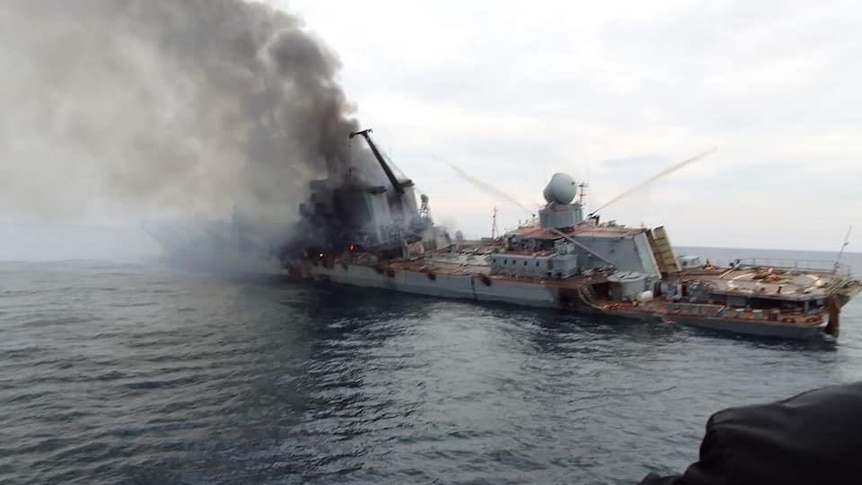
[279,0,861,251]
[2,0,860,259]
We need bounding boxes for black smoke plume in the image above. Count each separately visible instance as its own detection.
[0,0,381,263]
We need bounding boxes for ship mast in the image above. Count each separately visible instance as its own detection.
[491,207,498,239]
[834,225,853,273]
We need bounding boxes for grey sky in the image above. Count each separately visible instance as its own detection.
[1,0,860,260]
[280,0,861,250]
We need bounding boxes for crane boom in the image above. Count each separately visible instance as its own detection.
[349,128,404,195]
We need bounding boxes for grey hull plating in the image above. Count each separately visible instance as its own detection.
[669,315,827,340]
[305,263,561,308]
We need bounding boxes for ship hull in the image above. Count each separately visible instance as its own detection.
[297,261,835,341]
[668,315,827,340]
[574,302,828,340]
[301,262,562,309]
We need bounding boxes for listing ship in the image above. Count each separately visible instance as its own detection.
[279,129,862,340]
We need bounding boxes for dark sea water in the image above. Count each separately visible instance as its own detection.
[2,249,861,484]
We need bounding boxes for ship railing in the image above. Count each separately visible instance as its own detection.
[714,258,851,275]
[667,303,725,316]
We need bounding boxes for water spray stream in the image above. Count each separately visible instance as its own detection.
[429,155,534,216]
[590,147,718,216]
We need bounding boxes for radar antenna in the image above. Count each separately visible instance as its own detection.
[589,147,718,217]
[835,225,853,273]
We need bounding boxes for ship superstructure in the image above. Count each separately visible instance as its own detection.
[279,128,443,261]
[280,129,861,340]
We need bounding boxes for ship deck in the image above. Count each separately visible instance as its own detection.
[679,267,844,301]
[592,298,827,328]
[511,224,646,239]
[342,237,852,301]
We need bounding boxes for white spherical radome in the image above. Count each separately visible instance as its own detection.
[542,173,577,204]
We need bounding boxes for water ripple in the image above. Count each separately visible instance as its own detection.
[1,260,861,484]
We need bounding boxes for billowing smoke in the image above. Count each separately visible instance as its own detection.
[0,0,382,262]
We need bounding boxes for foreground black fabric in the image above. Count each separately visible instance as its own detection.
[639,381,862,485]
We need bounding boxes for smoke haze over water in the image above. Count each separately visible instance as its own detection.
[0,0,374,239]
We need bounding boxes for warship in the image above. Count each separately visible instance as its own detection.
[278,129,861,340]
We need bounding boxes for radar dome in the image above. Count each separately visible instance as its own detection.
[542,173,577,204]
